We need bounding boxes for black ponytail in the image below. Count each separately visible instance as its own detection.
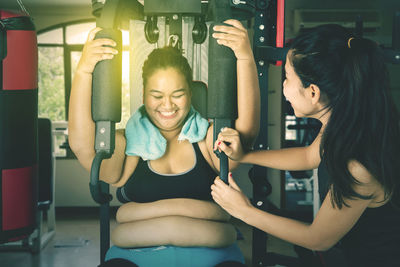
[290,24,400,208]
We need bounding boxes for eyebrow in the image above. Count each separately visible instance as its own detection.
[149,88,187,94]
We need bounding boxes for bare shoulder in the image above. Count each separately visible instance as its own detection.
[347,160,381,200]
[198,123,213,150]
[204,122,214,145]
[347,160,374,184]
[198,124,218,171]
[306,130,322,168]
[116,128,125,134]
[115,128,126,147]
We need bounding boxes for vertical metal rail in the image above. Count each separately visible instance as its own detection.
[251,1,270,265]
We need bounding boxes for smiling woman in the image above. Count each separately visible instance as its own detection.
[68,19,260,266]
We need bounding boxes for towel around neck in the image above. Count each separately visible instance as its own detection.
[125,105,209,160]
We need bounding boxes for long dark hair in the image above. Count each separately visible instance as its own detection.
[289,24,400,208]
[142,46,193,90]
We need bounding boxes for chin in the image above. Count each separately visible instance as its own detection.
[159,124,183,132]
[156,119,185,132]
[293,110,304,118]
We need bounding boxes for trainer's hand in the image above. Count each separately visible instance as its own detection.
[211,173,252,220]
[214,127,245,161]
[76,27,118,74]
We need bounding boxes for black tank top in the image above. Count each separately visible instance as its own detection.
[117,142,217,203]
[318,157,400,267]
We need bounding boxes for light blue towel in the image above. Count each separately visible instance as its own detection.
[125,105,209,160]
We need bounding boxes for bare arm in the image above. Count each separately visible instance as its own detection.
[116,198,230,223]
[211,161,378,251]
[68,69,96,171]
[205,19,261,171]
[235,55,260,148]
[112,216,237,248]
[239,188,371,251]
[216,127,322,171]
[68,27,133,184]
[240,136,321,171]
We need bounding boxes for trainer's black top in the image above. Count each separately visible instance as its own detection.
[117,142,217,203]
[318,157,400,267]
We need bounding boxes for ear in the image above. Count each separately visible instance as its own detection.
[308,84,321,105]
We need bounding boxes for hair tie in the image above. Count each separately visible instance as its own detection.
[347,37,355,48]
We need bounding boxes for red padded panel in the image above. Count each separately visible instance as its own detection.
[2,30,38,90]
[275,0,285,66]
[0,10,22,19]
[2,166,36,231]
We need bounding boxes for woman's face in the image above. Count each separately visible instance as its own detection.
[144,67,191,132]
[283,52,315,118]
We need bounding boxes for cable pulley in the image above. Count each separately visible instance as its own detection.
[192,15,207,44]
[144,15,159,44]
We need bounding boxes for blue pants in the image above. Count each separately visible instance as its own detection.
[105,243,245,267]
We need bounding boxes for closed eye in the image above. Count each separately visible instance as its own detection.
[172,94,185,99]
[151,95,163,99]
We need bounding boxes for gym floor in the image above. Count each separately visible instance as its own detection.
[0,207,297,267]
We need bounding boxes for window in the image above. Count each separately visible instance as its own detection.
[38,20,131,157]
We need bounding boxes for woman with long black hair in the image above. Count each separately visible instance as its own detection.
[212,24,400,267]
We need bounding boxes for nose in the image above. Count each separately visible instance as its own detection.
[162,96,174,109]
